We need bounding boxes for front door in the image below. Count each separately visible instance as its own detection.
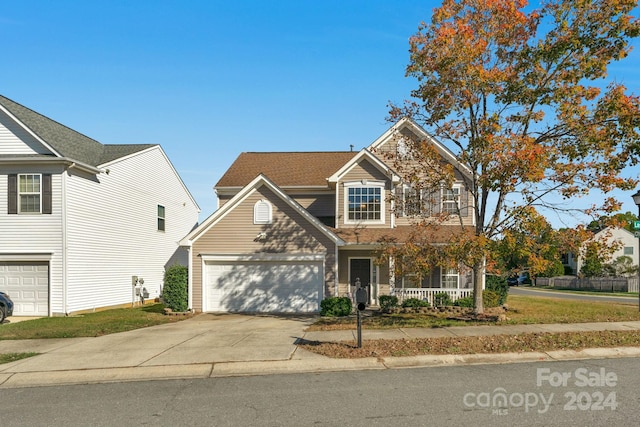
[350,258,371,303]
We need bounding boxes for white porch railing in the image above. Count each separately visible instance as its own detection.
[391,288,473,306]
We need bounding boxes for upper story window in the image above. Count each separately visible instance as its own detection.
[396,138,411,160]
[254,199,272,224]
[442,184,461,215]
[19,174,41,213]
[157,205,165,231]
[7,173,52,215]
[397,183,466,218]
[345,181,384,223]
[400,185,424,217]
[624,246,634,255]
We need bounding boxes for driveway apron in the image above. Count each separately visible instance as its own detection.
[0,314,314,373]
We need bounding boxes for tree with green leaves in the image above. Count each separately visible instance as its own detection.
[388,0,640,313]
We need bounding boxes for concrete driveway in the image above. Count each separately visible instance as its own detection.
[0,314,315,373]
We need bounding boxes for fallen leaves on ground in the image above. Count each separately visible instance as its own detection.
[299,330,640,358]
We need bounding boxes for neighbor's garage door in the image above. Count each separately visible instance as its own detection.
[204,260,322,313]
[0,262,49,316]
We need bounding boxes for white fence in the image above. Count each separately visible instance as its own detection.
[391,288,473,305]
[536,276,639,293]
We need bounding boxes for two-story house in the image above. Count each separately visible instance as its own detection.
[570,227,639,276]
[180,118,475,313]
[0,95,200,316]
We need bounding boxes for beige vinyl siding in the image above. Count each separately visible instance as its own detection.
[191,185,337,311]
[64,147,199,314]
[0,165,64,315]
[0,110,52,155]
[289,193,335,217]
[375,130,475,228]
[337,159,392,229]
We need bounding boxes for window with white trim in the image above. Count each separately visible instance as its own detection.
[18,174,42,213]
[345,182,384,223]
[400,185,424,217]
[624,246,634,255]
[442,184,461,215]
[254,199,272,224]
[441,268,459,289]
[396,138,411,160]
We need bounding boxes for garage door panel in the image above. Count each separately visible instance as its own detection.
[0,262,49,316]
[205,260,322,313]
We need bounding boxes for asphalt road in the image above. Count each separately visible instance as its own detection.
[1,358,638,426]
[509,286,640,305]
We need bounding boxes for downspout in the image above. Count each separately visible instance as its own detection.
[334,245,339,297]
[61,169,68,316]
[187,246,193,311]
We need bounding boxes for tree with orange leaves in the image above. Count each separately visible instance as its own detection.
[388,0,640,314]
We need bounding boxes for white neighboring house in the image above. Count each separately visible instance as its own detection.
[573,227,639,275]
[0,95,200,316]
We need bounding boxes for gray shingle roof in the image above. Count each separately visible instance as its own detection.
[0,95,155,167]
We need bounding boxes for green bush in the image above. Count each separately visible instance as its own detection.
[454,296,474,308]
[163,265,188,312]
[379,295,399,311]
[486,275,509,305]
[401,297,430,308]
[320,297,352,317]
[434,292,452,307]
[542,261,565,278]
[482,290,501,308]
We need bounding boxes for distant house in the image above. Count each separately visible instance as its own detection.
[569,227,639,276]
[0,95,200,316]
[180,118,475,313]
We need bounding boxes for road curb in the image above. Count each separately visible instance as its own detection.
[2,346,639,389]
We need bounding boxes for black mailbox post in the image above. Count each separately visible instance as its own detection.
[355,286,367,348]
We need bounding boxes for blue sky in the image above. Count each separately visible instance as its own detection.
[1,1,639,226]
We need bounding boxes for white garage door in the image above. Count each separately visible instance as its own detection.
[0,262,49,316]
[204,260,323,313]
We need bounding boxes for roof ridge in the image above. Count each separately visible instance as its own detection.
[0,95,104,147]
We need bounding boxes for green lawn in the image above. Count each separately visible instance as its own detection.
[0,304,190,341]
[308,294,640,331]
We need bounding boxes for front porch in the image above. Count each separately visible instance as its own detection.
[391,288,473,306]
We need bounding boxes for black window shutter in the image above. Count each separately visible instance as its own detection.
[42,174,52,214]
[8,174,17,214]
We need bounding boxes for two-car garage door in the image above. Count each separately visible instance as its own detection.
[0,262,49,316]
[204,259,323,313]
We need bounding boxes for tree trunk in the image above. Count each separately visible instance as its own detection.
[472,258,485,315]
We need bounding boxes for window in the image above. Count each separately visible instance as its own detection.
[441,268,459,289]
[624,246,634,255]
[401,186,422,217]
[345,182,384,222]
[157,205,165,231]
[18,174,41,213]
[396,138,411,160]
[442,185,461,215]
[254,200,272,224]
[8,173,52,214]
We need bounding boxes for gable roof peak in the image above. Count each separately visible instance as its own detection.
[0,94,154,167]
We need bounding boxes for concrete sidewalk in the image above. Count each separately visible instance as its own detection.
[1,314,640,389]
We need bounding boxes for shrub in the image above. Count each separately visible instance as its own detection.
[401,297,430,308]
[379,295,399,311]
[482,290,501,308]
[163,265,188,312]
[454,296,474,308]
[434,292,452,307]
[320,297,352,317]
[486,275,509,305]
